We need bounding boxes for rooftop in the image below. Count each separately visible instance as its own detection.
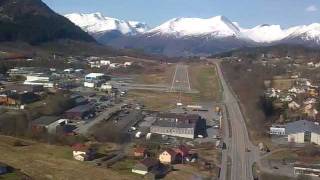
[65,104,95,113]
[153,113,200,128]
[139,158,159,168]
[33,116,60,126]
[85,73,105,78]
[286,120,320,134]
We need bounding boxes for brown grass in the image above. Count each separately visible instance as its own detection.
[0,135,139,180]
[189,63,222,101]
[135,64,175,85]
[127,90,195,111]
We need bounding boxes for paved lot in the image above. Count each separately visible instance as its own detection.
[74,103,124,135]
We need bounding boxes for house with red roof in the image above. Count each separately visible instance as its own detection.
[159,148,182,164]
[72,143,96,161]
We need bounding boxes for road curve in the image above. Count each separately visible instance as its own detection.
[215,61,258,180]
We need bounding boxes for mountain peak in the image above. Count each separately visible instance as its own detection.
[65,12,149,35]
[0,0,95,44]
[148,15,241,38]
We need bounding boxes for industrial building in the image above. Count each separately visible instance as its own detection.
[84,73,110,88]
[270,120,320,145]
[64,104,95,120]
[150,113,206,139]
[24,75,54,88]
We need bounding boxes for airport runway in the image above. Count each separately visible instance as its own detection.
[170,64,191,92]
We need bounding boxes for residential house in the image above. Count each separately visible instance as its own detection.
[308,88,319,97]
[280,95,292,102]
[132,158,160,175]
[288,101,301,111]
[303,104,319,119]
[134,147,148,158]
[159,148,182,164]
[174,145,189,158]
[72,143,96,161]
[288,87,305,94]
[304,98,317,105]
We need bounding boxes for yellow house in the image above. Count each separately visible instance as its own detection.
[158,148,182,164]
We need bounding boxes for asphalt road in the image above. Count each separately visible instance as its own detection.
[215,61,259,180]
[170,64,191,92]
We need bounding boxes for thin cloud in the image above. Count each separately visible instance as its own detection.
[306,5,318,12]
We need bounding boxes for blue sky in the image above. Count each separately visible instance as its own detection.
[43,0,320,28]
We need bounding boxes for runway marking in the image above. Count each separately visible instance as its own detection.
[170,65,178,92]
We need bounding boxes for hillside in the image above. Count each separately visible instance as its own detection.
[0,0,95,44]
[213,44,320,59]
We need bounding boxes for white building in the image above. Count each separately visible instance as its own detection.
[24,75,54,88]
[124,62,133,67]
[63,68,74,73]
[84,73,110,88]
[286,120,320,145]
[100,60,111,66]
[270,125,286,135]
[294,164,320,177]
[270,120,320,145]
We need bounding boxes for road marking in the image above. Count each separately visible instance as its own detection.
[186,65,191,91]
[170,64,178,92]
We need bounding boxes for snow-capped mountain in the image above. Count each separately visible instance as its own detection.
[282,23,320,46]
[65,12,149,35]
[64,12,320,56]
[147,16,244,38]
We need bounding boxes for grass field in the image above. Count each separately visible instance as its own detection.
[127,90,195,111]
[189,63,222,102]
[0,135,139,180]
[135,63,175,85]
[128,63,221,111]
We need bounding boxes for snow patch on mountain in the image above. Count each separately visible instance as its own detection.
[65,12,320,46]
[285,23,320,43]
[147,16,243,38]
[65,12,149,35]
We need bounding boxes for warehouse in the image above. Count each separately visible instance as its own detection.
[64,104,95,120]
[84,73,110,88]
[286,120,320,145]
[150,113,206,139]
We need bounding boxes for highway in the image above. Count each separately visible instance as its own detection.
[215,61,259,180]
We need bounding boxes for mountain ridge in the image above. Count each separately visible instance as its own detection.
[65,12,320,56]
[0,0,95,44]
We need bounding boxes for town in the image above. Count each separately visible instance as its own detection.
[0,54,224,179]
[0,0,320,180]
